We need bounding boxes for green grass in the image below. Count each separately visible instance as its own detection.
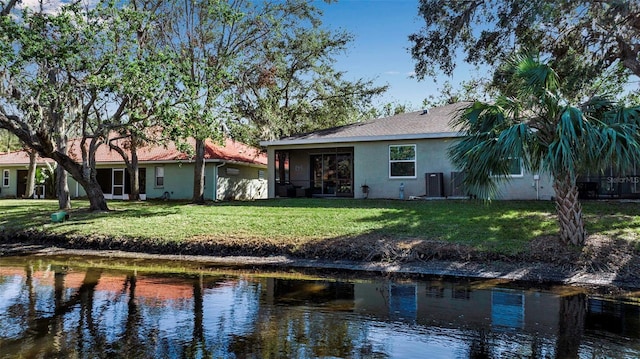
[2,198,640,255]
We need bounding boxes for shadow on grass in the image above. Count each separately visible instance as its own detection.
[0,200,59,230]
[3,198,640,288]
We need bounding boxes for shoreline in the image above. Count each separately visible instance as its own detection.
[2,234,639,293]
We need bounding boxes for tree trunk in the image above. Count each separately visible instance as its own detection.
[129,166,140,200]
[25,149,36,198]
[56,134,71,209]
[108,135,140,200]
[83,172,108,211]
[0,111,109,211]
[192,138,206,204]
[555,293,586,359]
[0,102,107,211]
[56,165,71,209]
[56,152,108,211]
[553,172,586,246]
[128,142,140,200]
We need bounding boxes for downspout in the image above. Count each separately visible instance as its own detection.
[213,162,225,201]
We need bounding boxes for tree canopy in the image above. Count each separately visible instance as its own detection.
[0,0,171,210]
[1,0,385,207]
[410,0,640,99]
[231,23,386,146]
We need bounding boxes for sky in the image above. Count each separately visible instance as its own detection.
[315,0,479,111]
[17,0,476,111]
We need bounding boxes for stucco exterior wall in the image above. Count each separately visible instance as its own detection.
[146,163,197,200]
[356,138,555,200]
[265,138,556,201]
[217,164,267,200]
[0,167,18,198]
[353,139,450,199]
[0,165,51,199]
[66,162,266,201]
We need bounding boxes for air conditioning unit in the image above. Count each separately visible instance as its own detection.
[450,172,466,197]
[425,172,444,197]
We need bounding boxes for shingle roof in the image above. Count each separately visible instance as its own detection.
[0,137,267,166]
[261,102,468,146]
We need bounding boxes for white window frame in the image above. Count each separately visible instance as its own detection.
[2,169,9,187]
[155,166,164,188]
[507,157,524,177]
[491,157,524,178]
[389,144,417,179]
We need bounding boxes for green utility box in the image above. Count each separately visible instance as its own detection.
[51,211,68,223]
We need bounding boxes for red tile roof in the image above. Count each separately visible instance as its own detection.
[0,150,56,166]
[0,137,266,166]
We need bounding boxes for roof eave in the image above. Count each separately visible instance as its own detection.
[260,132,464,147]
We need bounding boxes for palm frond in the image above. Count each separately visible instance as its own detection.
[514,56,559,95]
[581,95,616,118]
[448,101,535,200]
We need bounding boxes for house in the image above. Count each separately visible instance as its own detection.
[0,137,267,201]
[259,102,555,200]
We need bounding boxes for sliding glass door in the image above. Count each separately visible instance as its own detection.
[310,151,353,196]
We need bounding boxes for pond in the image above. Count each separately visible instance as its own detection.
[0,255,639,359]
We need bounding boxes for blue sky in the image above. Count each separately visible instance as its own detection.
[316,0,480,111]
[317,0,640,110]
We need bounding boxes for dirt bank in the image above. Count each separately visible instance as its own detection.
[2,229,639,291]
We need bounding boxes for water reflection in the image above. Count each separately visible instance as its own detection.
[0,259,639,358]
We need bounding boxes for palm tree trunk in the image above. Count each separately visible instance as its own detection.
[553,172,586,246]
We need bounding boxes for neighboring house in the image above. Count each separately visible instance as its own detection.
[260,103,556,200]
[0,137,267,201]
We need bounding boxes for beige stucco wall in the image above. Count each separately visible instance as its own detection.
[217,164,267,200]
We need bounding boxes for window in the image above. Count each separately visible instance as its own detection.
[491,157,523,178]
[507,157,523,177]
[389,145,416,178]
[2,169,8,187]
[155,166,164,187]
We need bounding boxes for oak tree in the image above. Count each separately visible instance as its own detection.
[410,0,640,98]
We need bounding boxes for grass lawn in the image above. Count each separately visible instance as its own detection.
[2,198,640,257]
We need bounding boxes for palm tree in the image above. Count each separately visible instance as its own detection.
[448,54,640,246]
